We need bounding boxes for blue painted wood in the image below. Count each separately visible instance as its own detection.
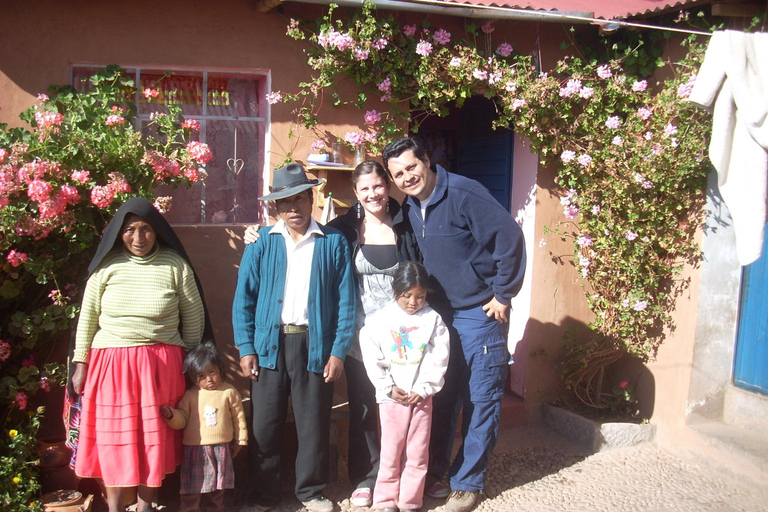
[457,131,514,211]
[734,224,768,394]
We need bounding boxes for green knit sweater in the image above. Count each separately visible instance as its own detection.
[73,246,205,363]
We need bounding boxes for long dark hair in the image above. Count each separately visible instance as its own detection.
[183,341,226,384]
[392,261,433,298]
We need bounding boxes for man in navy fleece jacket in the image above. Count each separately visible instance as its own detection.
[383,137,526,512]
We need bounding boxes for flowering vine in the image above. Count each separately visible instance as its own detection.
[280,3,712,415]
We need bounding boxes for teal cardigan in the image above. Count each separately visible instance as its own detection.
[232,224,356,373]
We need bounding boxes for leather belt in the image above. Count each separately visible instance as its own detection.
[281,324,308,334]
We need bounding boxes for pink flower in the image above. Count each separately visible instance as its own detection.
[612,136,623,146]
[539,238,547,248]
[664,123,678,136]
[143,88,159,99]
[266,91,282,105]
[181,119,201,131]
[622,299,630,307]
[14,391,28,410]
[372,38,388,50]
[415,40,433,57]
[0,148,7,163]
[364,110,382,125]
[632,80,648,92]
[183,167,205,182]
[577,154,593,167]
[105,114,125,126]
[577,235,593,248]
[481,20,495,34]
[633,300,648,311]
[353,47,370,61]
[154,196,173,213]
[7,249,28,268]
[433,29,451,45]
[449,57,462,67]
[0,340,10,361]
[605,116,621,129]
[495,43,513,57]
[561,150,576,163]
[49,289,67,306]
[22,355,36,368]
[344,131,366,147]
[90,185,115,208]
[59,185,80,204]
[651,145,663,156]
[505,81,517,93]
[365,131,378,145]
[27,179,53,202]
[592,205,601,215]
[187,141,213,165]
[70,170,90,183]
[310,140,325,152]
[403,24,417,37]
[377,77,392,93]
[579,87,594,99]
[34,111,64,128]
[642,180,653,189]
[40,376,50,392]
[511,98,526,111]
[597,65,612,79]
[108,172,132,194]
[564,204,579,220]
[36,93,49,103]
[619,380,629,389]
[625,230,638,241]
[559,79,582,98]
[637,108,652,120]
[473,69,488,81]
[677,74,696,98]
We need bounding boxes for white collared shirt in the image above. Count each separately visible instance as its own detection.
[269,218,324,326]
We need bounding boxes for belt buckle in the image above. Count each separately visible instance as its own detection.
[282,324,308,334]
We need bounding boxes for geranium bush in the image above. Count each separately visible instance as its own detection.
[280,2,711,416]
[0,65,210,506]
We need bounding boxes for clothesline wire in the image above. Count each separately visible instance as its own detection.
[407,0,716,36]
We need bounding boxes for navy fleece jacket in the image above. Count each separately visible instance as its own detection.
[403,165,526,310]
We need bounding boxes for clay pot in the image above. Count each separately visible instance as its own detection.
[37,437,72,468]
[42,490,93,512]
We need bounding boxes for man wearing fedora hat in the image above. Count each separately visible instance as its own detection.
[233,162,356,512]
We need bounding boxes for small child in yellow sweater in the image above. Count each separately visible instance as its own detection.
[162,342,248,512]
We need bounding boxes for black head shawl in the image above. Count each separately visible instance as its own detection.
[66,197,214,398]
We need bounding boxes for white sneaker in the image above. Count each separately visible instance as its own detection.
[350,487,373,507]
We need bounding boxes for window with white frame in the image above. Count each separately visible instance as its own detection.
[72,66,267,224]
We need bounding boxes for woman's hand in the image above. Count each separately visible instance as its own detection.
[72,362,88,396]
[161,405,173,420]
[243,224,262,245]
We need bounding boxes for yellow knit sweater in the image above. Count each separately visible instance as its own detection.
[165,382,248,447]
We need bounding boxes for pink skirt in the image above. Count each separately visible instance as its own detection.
[74,344,185,487]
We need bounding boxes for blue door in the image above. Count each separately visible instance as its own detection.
[734,223,768,394]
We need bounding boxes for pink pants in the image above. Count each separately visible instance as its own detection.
[373,396,433,511]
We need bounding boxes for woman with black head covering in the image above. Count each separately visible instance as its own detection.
[69,197,211,512]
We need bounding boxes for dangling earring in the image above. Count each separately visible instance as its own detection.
[357,202,363,219]
[386,200,390,213]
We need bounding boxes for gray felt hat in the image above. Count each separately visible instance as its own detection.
[259,162,324,201]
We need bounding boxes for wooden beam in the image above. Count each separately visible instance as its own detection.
[253,0,284,13]
[712,1,766,17]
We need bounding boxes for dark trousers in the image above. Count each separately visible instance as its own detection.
[248,332,334,504]
[345,355,380,489]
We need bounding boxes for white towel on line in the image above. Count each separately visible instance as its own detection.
[687,30,768,266]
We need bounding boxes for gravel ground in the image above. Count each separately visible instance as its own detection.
[129,426,768,512]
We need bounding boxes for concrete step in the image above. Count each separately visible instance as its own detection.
[680,413,768,488]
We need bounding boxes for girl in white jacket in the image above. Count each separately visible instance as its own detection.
[359,261,450,512]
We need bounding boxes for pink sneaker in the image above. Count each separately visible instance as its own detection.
[350,487,373,507]
[425,482,450,499]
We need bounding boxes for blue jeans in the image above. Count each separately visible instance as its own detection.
[428,305,509,492]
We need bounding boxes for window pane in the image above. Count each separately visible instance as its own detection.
[207,73,262,118]
[204,120,264,224]
[139,71,204,116]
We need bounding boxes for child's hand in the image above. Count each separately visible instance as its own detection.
[231,443,242,459]
[407,392,423,404]
[161,405,173,420]
[390,386,408,404]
